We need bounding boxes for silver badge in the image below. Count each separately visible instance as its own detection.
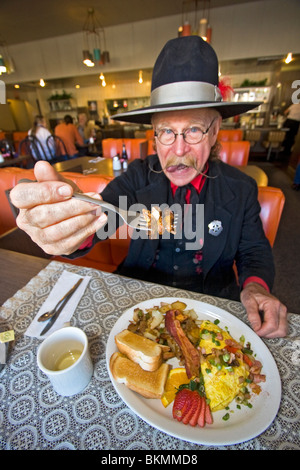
[208,220,223,236]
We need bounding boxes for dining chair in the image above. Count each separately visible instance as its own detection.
[257,186,285,247]
[244,130,262,148]
[217,129,244,142]
[46,135,69,162]
[219,141,250,166]
[262,131,286,161]
[18,136,49,162]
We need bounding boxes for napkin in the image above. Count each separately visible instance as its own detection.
[25,270,90,339]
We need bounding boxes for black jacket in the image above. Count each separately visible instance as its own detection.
[79,155,275,300]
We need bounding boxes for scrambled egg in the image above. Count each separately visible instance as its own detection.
[199,320,249,412]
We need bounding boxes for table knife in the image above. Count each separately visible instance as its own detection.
[40,278,83,336]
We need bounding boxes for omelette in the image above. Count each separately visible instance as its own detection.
[199,320,249,412]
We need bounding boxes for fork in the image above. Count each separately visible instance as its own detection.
[72,192,150,231]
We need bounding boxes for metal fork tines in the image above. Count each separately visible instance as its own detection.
[72,192,150,231]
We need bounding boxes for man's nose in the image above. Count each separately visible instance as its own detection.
[173,134,190,156]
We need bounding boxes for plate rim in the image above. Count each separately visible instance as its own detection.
[106,297,281,446]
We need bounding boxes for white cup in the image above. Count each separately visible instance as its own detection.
[37,326,93,396]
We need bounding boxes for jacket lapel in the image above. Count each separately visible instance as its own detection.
[203,162,236,277]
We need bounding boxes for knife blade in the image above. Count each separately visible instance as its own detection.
[40,278,83,336]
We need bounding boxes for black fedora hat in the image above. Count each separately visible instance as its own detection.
[112,36,261,124]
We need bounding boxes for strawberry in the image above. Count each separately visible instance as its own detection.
[197,396,206,427]
[182,391,200,425]
[172,378,213,428]
[187,392,203,427]
[173,388,192,421]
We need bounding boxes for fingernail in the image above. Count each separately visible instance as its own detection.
[58,185,72,197]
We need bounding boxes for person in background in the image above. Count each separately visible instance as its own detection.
[77,112,100,142]
[55,115,84,158]
[281,102,300,163]
[28,115,53,161]
[10,36,287,339]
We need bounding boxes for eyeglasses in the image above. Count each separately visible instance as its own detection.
[154,117,217,146]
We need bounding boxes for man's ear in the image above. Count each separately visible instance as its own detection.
[208,115,221,147]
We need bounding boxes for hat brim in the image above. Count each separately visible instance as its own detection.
[111,101,262,125]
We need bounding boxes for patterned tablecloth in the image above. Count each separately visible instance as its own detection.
[0,261,299,451]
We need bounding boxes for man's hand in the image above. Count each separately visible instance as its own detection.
[9,161,107,256]
[240,282,288,338]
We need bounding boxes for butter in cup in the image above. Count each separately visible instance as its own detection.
[37,326,93,396]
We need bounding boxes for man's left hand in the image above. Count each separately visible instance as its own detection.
[240,282,288,338]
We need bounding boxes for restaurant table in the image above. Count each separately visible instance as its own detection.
[53,156,121,178]
[0,250,299,450]
[0,154,33,169]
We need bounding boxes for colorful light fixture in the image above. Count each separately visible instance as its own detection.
[178,1,212,44]
[82,8,110,68]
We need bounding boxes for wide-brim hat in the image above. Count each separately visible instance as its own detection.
[112,36,261,124]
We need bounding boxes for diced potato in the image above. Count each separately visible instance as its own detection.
[150,310,164,329]
[144,330,159,341]
[171,301,187,311]
[159,304,172,313]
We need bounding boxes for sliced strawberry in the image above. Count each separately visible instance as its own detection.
[197,397,206,427]
[182,391,199,425]
[204,402,213,425]
[188,392,203,427]
[173,388,192,421]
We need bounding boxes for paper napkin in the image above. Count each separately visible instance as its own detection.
[25,270,90,339]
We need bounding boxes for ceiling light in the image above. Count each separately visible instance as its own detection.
[285,52,293,64]
[82,8,110,67]
[138,70,143,84]
[39,78,45,87]
[0,55,6,74]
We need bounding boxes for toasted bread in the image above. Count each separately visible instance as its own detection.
[110,352,170,399]
[115,329,162,371]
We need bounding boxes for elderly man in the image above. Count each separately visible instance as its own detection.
[10,36,287,339]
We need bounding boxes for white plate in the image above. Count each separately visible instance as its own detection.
[106,297,281,446]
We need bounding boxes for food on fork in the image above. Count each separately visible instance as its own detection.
[142,206,176,237]
[110,352,170,399]
[115,329,163,372]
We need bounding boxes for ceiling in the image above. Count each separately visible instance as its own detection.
[1,0,258,45]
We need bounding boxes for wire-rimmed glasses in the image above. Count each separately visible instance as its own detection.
[155,117,217,146]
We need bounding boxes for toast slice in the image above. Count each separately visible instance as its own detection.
[110,352,170,399]
[115,329,163,371]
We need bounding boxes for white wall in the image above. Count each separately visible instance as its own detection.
[2,0,300,85]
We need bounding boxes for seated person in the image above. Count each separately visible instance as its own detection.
[10,36,288,339]
[55,115,84,158]
[28,115,53,161]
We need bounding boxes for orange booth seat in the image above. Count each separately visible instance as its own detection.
[145,129,155,155]
[219,141,250,166]
[217,129,244,142]
[0,166,285,273]
[102,138,148,161]
[12,132,28,152]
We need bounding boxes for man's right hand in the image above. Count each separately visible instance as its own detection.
[9,161,108,256]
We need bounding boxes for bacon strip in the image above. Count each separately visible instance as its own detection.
[165,310,200,378]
